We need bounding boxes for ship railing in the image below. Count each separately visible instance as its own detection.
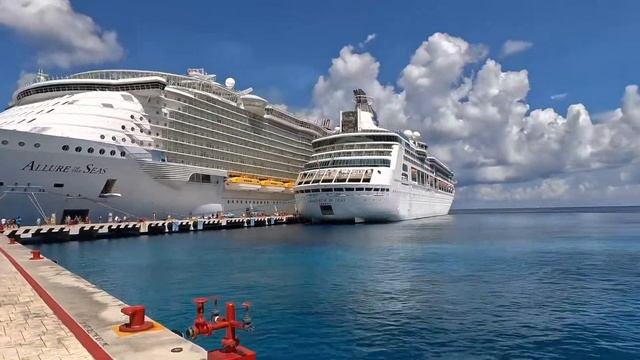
[265,107,327,134]
[25,70,240,101]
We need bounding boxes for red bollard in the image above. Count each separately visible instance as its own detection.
[119,305,154,332]
[30,250,43,260]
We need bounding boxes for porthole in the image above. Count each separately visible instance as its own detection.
[139,116,144,121]
[112,136,116,141]
[110,150,116,156]
[100,134,105,139]
[34,143,40,148]
[120,151,126,157]
[121,125,126,130]
[62,145,69,151]
[130,115,135,120]
[18,141,25,147]
[1,140,7,145]
[139,129,144,133]
[121,138,126,143]
[131,127,135,132]
[87,147,94,153]
[99,149,105,155]
[75,146,82,152]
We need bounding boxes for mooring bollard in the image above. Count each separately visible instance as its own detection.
[30,250,43,260]
[119,305,154,332]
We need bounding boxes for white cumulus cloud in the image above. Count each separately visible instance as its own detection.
[358,33,377,48]
[308,32,640,207]
[500,40,533,58]
[550,93,568,100]
[0,0,124,68]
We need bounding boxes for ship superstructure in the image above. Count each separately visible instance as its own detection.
[0,69,329,223]
[294,89,455,222]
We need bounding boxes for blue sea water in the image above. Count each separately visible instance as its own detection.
[35,209,640,359]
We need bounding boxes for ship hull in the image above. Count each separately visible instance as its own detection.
[295,183,453,223]
[0,130,294,224]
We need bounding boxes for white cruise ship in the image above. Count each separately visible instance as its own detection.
[294,89,455,222]
[0,69,330,224]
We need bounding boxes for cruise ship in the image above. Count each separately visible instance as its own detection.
[294,89,455,222]
[0,69,330,224]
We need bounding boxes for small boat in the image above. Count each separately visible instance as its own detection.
[226,176,261,191]
[259,179,286,192]
[283,181,295,193]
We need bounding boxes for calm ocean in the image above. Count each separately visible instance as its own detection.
[36,208,640,359]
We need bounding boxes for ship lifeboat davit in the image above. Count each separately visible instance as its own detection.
[259,179,286,192]
[226,176,261,191]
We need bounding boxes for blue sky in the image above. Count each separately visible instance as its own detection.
[1,0,638,113]
[1,0,640,208]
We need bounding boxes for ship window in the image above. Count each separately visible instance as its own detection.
[130,115,135,120]
[112,136,116,141]
[131,127,135,132]
[53,183,64,188]
[99,149,105,155]
[110,150,116,156]
[87,147,94,153]
[189,173,212,183]
[0,182,3,186]
[18,141,25,147]
[345,188,354,191]
[1,140,7,145]
[28,118,36,123]
[121,94,134,102]
[101,103,114,108]
[321,188,333,192]
[34,143,40,148]
[121,125,126,130]
[334,188,344,192]
[100,135,105,139]
[120,151,126,157]
[365,188,373,191]
[355,188,364,191]
[46,109,54,113]
[310,189,320,193]
[75,146,82,152]
[62,145,69,151]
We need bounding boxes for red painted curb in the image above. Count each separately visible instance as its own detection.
[0,247,113,360]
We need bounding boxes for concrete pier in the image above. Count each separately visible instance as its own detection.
[3,215,297,244]
[0,236,207,359]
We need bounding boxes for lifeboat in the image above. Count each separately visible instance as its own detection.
[225,176,261,191]
[259,179,286,192]
[283,181,295,193]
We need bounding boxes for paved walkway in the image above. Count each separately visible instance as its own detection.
[0,239,92,360]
